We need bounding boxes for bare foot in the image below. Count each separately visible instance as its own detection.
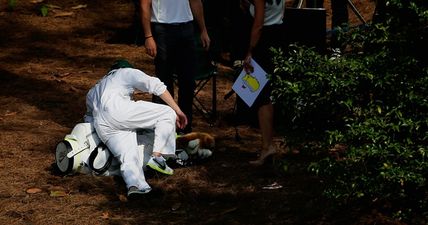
[249,146,277,166]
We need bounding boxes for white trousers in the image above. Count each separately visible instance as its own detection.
[94,100,176,190]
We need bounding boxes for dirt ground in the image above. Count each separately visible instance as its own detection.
[0,0,402,224]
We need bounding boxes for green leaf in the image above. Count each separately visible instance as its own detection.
[40,4,49,17]
[377,105,382,114]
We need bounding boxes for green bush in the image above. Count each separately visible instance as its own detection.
[270,0,428,222]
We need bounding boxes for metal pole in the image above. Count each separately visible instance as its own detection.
[297,0,304,8]
[347,0,367,24]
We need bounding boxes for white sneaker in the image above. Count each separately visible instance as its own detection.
[147,156,174,175]
[127,186,151,198]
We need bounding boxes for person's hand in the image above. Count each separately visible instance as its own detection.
[144,37,157,57]
[200,31,210,51]
[243,54,254,73]
[175,110,188,130]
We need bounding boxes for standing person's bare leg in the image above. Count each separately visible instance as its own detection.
[250,102,277,165]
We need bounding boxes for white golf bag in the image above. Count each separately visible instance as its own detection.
[54,123,155,176]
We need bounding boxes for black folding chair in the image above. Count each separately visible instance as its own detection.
[192,37,218,125]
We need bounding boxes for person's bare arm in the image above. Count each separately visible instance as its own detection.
[159,91,188,129]
[244,0,265,73]
[141,0,157,57]
[189,0,210,50]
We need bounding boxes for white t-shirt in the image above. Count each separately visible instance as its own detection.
[250,0,285,26]
[150,0,194,24]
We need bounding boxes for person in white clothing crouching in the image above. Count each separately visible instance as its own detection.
[84,60,187,198]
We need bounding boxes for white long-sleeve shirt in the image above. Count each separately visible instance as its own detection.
[84,68,166,124]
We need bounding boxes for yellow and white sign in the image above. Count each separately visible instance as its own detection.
[232,59,268,107]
